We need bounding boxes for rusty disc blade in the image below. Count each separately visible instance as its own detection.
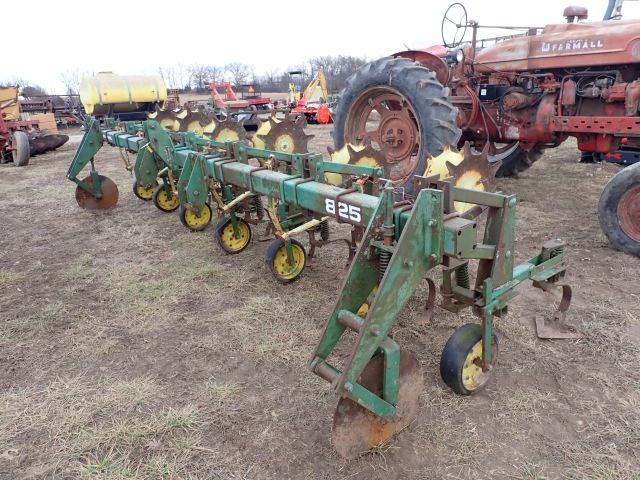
[29,134,69,156]
[332,349,423,459]
[75,174,119,209]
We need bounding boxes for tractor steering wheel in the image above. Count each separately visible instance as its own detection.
[441,3,468,48]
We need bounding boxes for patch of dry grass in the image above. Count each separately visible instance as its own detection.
[0,376,206,478]
[210,293,321,367]
[0,268,23,290]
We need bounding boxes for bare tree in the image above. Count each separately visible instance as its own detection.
[205,65,224,86]
[59,69,83,95]
[225,62,253,86]
[188,64,210,91]
[175,64,190,90]
[0,76,29,89]
[308,55,367,93]
[158,66,178,89]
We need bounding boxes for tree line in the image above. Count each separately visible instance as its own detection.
[2,55,369,97]
[156,55,368,94]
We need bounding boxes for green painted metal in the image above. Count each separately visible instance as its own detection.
[68,117,572,421]
[133,146,160,189]
[66,118,104,193]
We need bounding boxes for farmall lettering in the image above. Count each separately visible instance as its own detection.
[541,39,605,53]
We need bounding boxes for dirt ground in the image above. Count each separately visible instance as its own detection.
[1,125,639,480]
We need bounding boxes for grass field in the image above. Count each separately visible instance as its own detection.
[1,126,639,479]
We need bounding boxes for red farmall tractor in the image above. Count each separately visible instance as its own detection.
[332,0,640,256]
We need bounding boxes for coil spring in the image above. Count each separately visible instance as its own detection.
[319,219,330,241]
[455,263,470,289]
[548,245,565,282]
[254,196,265,220]
[378,250,391,281]
[550,245,564,258]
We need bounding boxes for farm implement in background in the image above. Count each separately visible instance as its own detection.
[67,115,579,457]
[289,69,334,124]
[1,86,69,166]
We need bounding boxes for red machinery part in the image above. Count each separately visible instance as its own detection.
[316,105,333,124]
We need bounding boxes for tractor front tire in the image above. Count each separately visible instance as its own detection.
[11,131,30,167]
[598,162,640,256]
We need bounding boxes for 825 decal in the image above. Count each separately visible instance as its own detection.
[325,199,361,223]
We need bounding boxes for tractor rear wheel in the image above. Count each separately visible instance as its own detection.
[493,143,545,178]
[333,57,460,194]
[11,131,30,167]
[598,162,640,256]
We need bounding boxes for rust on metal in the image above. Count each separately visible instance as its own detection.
[75,174,119,209]
[345,87,421,184]
[331,349,423,459]
[255,114,314,154]
[617,184,640,242]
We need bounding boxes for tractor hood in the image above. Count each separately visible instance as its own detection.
[474,19,640,72]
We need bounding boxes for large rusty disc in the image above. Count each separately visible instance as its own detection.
[205,117,247,143]
[75,174,119,209]
[332,349,423,459]
[255,114,314,154]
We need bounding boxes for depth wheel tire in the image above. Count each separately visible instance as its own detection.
[265,238,306,283]
[214,216,252,254]
[598,162,640,256]
[132,179,157,201]
[152,185,179,212]
[11,131,30,166]
[440,323,498,396]
[494,144,545,178]
[333,57,460,194]
[179,204,213,232]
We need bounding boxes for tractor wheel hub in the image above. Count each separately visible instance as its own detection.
[378,113,416,162]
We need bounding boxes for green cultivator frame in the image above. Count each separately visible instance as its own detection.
[67,117,576,458]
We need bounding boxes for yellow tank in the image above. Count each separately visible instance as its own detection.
[79,72,167,115]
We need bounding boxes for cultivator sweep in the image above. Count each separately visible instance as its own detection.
[67,115,577,457]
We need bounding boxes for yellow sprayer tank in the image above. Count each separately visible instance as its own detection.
[79,72,167,116]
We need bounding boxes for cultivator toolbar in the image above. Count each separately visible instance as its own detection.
[67,116,576,458]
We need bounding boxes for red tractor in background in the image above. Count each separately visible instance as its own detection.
[332,0,640,256]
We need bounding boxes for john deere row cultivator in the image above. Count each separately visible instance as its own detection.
[67,110,577,457]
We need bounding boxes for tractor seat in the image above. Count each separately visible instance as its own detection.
[563,5,588,22]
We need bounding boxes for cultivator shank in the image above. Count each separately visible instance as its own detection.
[67,117,575,457]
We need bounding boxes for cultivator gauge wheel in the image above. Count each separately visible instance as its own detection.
[215,216,253,254]
[179,204,213,231]
[152,185,180,212]
[266,238,307,283]
[75,174,119,209]
[205,118,248,143]
[332,349,423,459]
[132,179,157,201]
[253,114,314,153]
[425,142,499,212]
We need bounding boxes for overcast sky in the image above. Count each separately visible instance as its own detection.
[3,0,639,93]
